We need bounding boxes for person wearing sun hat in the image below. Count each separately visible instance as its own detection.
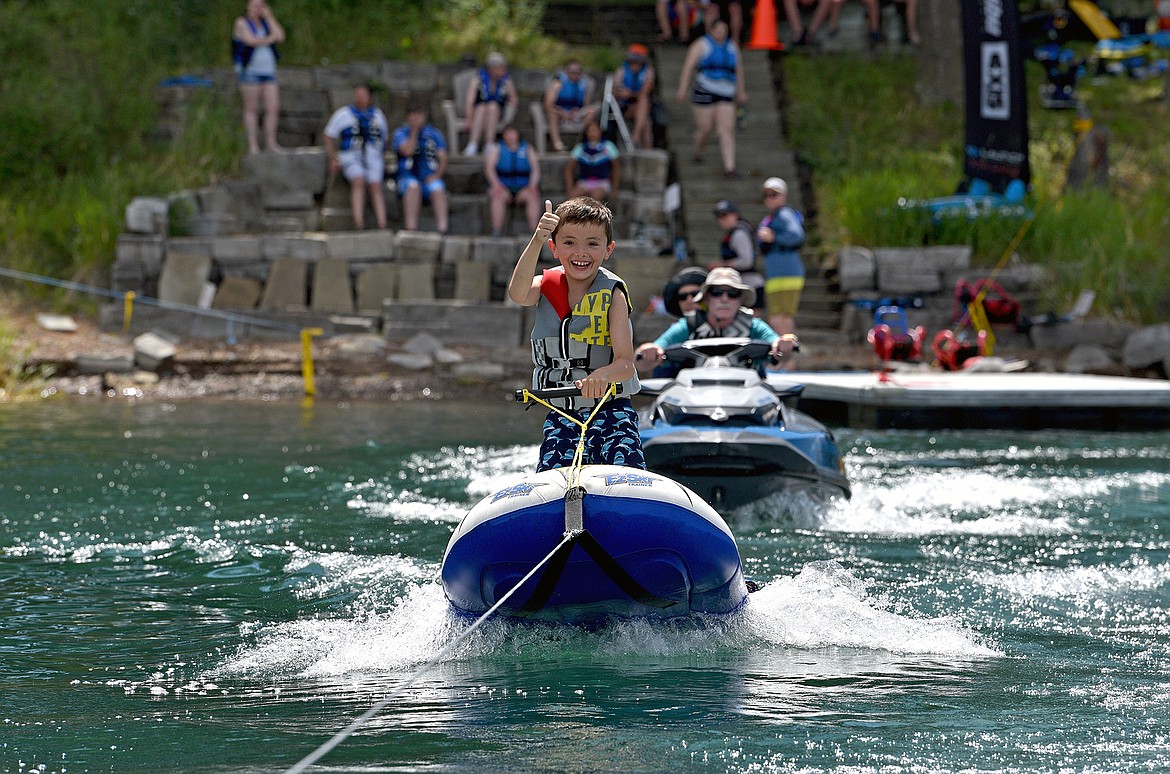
[636,267,796,375]
[756,176,805,340]
[612,44,656,148]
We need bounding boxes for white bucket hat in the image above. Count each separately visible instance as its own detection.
[696,267,756,308]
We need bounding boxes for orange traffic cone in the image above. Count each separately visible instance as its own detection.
[747,0,785,50]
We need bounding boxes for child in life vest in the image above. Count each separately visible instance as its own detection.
[507,197,646,472]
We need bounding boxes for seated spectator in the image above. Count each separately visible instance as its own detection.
[392,102,449,233]
[635,267,796,376]
[542,60,599,153]
[462,51,518,156]
[709,199,764,306]
[323,85,389,230]
[612,44,656,149]
[564,120,621,202]
[484,125,542,236]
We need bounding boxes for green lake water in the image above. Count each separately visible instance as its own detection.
[2,399,1168,772]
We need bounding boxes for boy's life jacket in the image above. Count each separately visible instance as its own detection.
[530,266,640,411]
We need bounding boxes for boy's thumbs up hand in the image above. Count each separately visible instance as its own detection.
[535,199,559,241]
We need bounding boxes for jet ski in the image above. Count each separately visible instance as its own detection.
[638,338,851,511]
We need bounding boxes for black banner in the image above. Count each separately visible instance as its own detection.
[961,0,1030,192]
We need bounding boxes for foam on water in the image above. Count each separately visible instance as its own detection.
[983,554,1170,599]
[214,556,997,685]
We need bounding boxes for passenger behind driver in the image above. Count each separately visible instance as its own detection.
[635,267,796,375]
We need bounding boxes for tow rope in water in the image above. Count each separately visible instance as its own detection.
[283,530,576,774]
[286,385,617,772]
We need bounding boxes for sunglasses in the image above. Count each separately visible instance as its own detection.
[763,190,783,198]
[706,288,742,299]
[677,289,701,301]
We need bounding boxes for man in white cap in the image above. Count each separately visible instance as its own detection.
[636,266,796,375]
[756,176,805,339]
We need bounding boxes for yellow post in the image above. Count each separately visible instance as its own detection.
[300,327,325,396]
[122,291,136,335]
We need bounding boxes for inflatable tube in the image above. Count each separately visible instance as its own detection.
[441,465,748,626]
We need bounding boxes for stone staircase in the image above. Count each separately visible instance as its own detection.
[652,43,844,336]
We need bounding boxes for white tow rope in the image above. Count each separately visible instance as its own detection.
[283,530,577,773]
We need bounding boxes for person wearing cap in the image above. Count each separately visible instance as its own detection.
[612,44,657,149]
[462,51,518,156]
[756,177,805,339]
[636,267,796,376]
[710,199,763,305]
[660,266,708,319]
[676,20,745,179]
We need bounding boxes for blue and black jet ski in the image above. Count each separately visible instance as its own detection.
[638,338,851,511]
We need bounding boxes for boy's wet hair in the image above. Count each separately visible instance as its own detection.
[551,196,613,244]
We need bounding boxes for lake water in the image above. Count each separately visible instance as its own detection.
[3,399,1169,773]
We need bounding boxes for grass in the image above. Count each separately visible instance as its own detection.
[1,0,1167,328]
[784,47,1170,322]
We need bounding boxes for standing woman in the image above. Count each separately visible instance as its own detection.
[484,125,543,236]
[676,20,744,179]
[232,0,285,154]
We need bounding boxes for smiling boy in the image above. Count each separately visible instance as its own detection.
[507,196,645,472]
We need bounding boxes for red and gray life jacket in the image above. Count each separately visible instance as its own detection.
[530,266,640,411]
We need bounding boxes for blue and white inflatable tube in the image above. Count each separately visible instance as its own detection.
[441,465,748,626]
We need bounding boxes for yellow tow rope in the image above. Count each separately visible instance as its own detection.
[517,383,619,489]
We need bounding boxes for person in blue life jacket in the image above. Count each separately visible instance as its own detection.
[612,44,657,149]
[676,20,745,179]
[507,197,645,473]
[232,0,285,153]
[485,125,543,236]
[462,51,519,157]
[756,177,805,340]
[323,85,390,231]
[542,60,600,152]
[392,102,450,233]
[635,267,797,377]
[565,120,622,202]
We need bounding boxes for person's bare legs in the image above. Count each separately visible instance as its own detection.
[690,103,716,161]
[466,106,487,153]
[348,178,366,229]
[859,0,881,37]
[517,187,542,231]
[488,187,511,233]
[656,0,674,40]
[369,181,387,229]
[431,189,449,233]
[481,103,502,154]
[402,185,421,230]
[633,93,652,148]
[728,2,743,43]
[780,0,805,40]
[261,81,281,151]
[900,0,919,43]
[714,101,737,174]
[240,82,261,153]
[806,0,834,38]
